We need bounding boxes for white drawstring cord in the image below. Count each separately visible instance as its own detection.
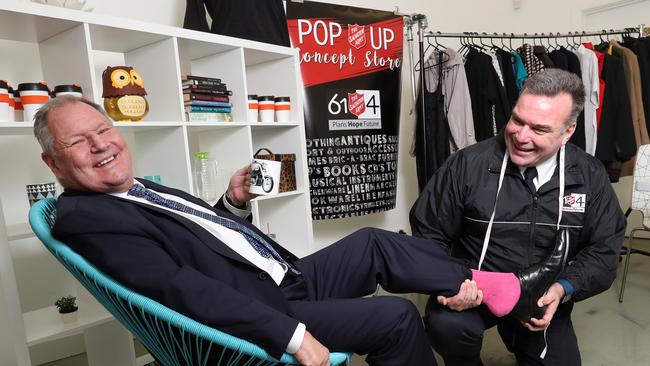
[540,143,567,360]
[477,151,509,270]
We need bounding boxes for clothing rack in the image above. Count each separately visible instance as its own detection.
[404,17,646,191]
[422,26,643,40]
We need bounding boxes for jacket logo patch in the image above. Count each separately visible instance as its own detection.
[563,193,586,213]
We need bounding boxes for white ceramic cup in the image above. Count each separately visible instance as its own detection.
[274,96,291,123]
[18,82,50,122]
[247,94,258,122]
[0,83,9,122]
[258,96,275,123]
[13,91,23,121]
[249,158,281,195]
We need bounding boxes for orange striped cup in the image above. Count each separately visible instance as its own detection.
[274,96,291,123]
[18,82,50,123]
[258,95,275,122]
[0,80,9,122]
[248,94,258,122]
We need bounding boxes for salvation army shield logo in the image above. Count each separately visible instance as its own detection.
[348,24,366,49]
[348,92,366,117]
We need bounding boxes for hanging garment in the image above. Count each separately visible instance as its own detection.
[486,49,505,86]
[518,44,545,75]
[533,45,555,68]
[583,42,606,131]
[496,48,519,109]
[548,47,585,150]
[465,48,511,142]
[183,0,290,47]
[610,39,649,176]
[510,51,528,92]
[430,48,476,152]
[415,53,450,191]
[574,45,600,156]
[549,49,569,71]
[623,37,650,134]
[596,54,636,175]
[410,48,476,157]
[559,46,583,77]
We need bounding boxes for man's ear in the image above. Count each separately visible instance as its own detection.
[42,152,58,173]
[561,122,577,145]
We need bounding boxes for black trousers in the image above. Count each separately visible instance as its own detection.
[424,297,581,366]
[281,228,471,366]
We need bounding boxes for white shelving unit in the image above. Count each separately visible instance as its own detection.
[0,2,313,364]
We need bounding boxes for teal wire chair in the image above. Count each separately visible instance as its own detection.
[29,198,351,366]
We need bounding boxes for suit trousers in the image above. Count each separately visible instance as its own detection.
[424,297,580,366]
[281,227,471,366]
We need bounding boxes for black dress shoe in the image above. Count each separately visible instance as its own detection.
[510,228,570,322]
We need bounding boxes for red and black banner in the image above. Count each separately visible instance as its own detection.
[287,1,403,220]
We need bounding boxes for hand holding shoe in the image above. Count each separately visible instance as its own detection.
[522,282,565,331]
[510,228,569,322]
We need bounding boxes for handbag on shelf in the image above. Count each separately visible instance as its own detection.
[253,148,296,192]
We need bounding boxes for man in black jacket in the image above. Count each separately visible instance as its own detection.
[34,96,558,366]
[411,69,626,365]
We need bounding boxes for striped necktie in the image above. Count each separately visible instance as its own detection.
[128,184,300,274]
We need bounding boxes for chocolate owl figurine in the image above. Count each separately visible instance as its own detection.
[102,66,149,121]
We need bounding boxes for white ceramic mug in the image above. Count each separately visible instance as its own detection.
[249,158,281,195]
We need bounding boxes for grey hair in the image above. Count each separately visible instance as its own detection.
[33,96,111,156]
[520,69,586,126]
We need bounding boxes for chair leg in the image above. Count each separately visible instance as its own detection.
[619,229,638,303]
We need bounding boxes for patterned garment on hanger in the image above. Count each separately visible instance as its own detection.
[517,43,545,75]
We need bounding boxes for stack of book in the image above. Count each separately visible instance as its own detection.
[182,75,233,122]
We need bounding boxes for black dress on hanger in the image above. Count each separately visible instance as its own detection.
[415,52,450,191]
[183,0,290,47]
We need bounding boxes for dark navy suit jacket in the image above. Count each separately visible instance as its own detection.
[53,178,301,358]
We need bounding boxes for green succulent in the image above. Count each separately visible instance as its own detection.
[54,295,78,314]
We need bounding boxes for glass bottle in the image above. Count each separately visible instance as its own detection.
[193,151,218,202]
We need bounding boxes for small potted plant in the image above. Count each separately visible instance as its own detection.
[54,295,78,323]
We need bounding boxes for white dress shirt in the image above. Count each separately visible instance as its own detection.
[519,152,557,191]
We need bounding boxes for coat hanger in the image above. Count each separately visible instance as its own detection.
[499,33,510,51]
[422,32,450,70]
[433,31,446,50]
[458,32,469,57]
[599,30,606,44]
[547,32,557,50]
[571,31,581,48]
[564,32,573,50]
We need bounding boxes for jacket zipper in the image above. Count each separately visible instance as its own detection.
[529,194,538,267]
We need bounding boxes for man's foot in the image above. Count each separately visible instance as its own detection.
[472,228,570,320]
[471,269,521,317]
[510,228,570,321]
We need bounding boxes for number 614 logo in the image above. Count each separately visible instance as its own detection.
[328,89,381,119]
[562,193,586,213]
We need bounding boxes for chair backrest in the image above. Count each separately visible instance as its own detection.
[631,144,650,218]
[29,198,350,366]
